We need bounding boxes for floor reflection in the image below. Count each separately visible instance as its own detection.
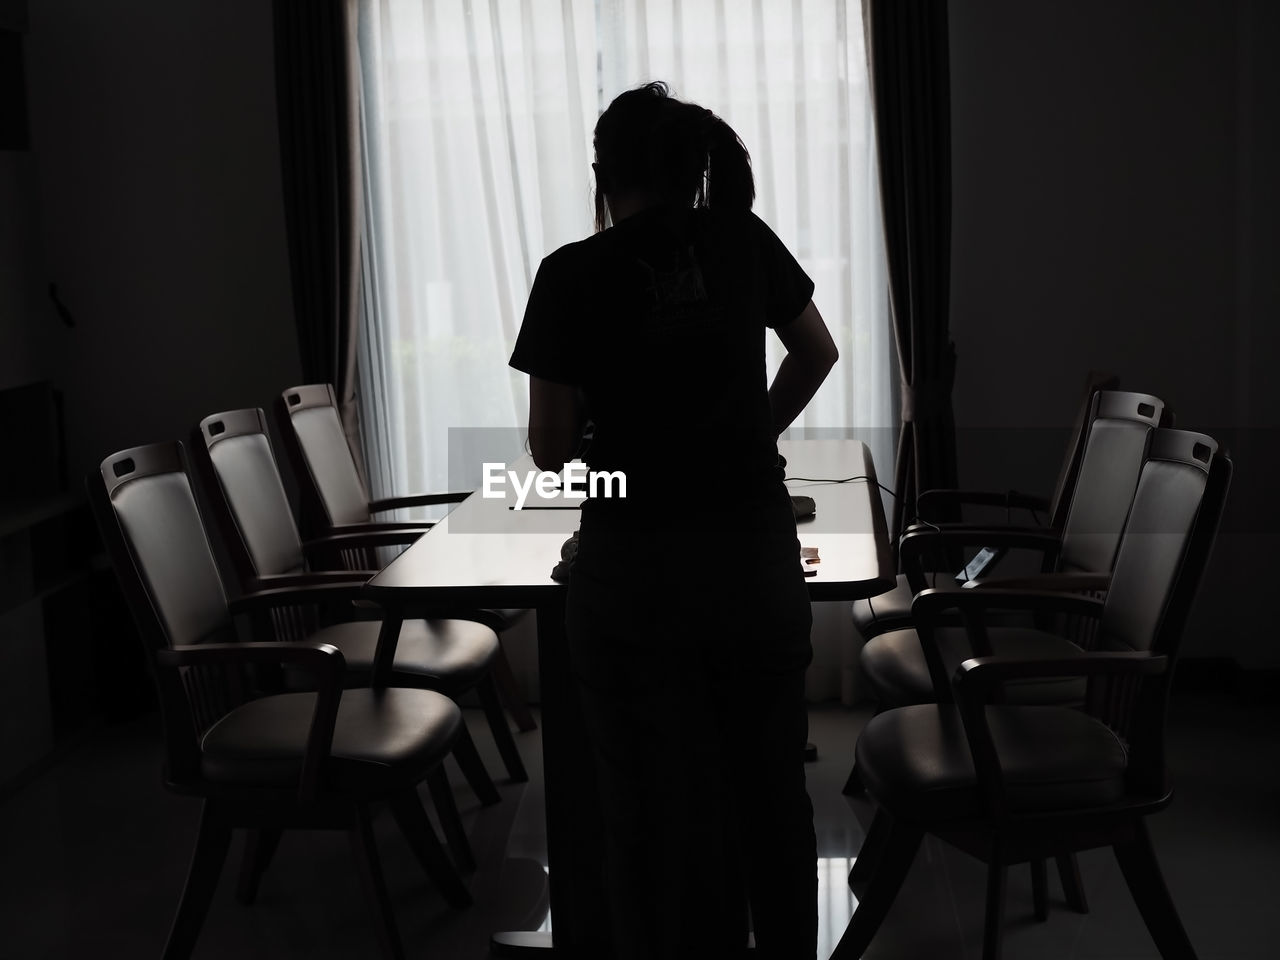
[817,857,859,958]
[6,698,1278,958]
[527,857,862,951]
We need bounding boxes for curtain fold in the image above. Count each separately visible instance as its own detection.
[864,0,959,551]
[273,0,365,473]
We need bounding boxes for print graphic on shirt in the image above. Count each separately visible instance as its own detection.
[636,246,723,338]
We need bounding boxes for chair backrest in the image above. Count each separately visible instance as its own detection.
[1098,429,1229,657]
[190,408,307,584]
[89,443,235,651]
[274,383,371,533]
[1091,428,1230,795]
[1044,371,1120,531]
[1055,390,1164,574]
[87,442,242,737]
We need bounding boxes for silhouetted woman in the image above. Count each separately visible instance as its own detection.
[510,82,837,960]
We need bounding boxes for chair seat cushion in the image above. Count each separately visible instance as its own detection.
[201,687,461,793]
[488,611,529,627]
[855,703,1128,821]
[860,626,1088,707]
[852,575,962,639]
[484,608,530,630]
[294,618,498,690]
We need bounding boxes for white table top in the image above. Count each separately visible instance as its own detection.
[365,438,895,606]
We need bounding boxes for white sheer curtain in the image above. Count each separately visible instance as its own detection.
[353,0,891,701]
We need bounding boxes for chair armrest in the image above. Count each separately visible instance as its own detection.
[906,586,1105,701]
[963,572,1110,594]
[157,639,346,672]
[917,487,1050,521]
[368,491,470,512]
[303,529,428,574]
[950,652,1169,815]
[303,528,428,559]
[227,580,372,615]
[156,641,346,802]
[329,520,435,534]
[912,586,1106,626]
[900,526,1064,592]
[247,571,375,590]
[304,529,424,552]
[909,586,1106,697]
[901,526,1064,556]
[954,650,1168,701]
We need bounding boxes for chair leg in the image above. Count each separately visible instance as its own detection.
[349,803,406,960]
[491,639,537,732]
[451,721,501,806]
[830,818,923,960]
[236,827,283,905]
[1113,820,1198,960]
[983,855,1009,960]
[1031,858,1049,921]
[162,803,232,960]
[1057,853,1090,913]
[477,672,528,783]
[426,766,475,873]
[388,788,473,908]
[848,807,892,887]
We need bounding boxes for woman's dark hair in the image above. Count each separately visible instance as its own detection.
[592,81,754,231]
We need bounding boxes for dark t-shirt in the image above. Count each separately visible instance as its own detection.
[509,206,814,530]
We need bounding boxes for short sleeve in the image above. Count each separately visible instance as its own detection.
[753,214,815,328]
[509,252,583,385]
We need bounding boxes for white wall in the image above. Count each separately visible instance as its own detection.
[949,1,1280,665]
[21,0,300,478]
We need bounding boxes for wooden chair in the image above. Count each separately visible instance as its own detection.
[190,407,517,821]
[88,442,472,960]
[834,428,1231,960]
[851,371,1120,642]
[859,390,1166,713]
[273,383,537,737]
[848,391,1166,911]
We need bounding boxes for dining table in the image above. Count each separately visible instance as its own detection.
[363,438,896,954]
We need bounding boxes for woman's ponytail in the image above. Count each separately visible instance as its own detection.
[704,115,755,212]
[593,82,755,227]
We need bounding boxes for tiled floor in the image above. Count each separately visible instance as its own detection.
[2,693,1278,958]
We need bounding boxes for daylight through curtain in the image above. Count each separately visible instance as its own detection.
[354,0,891,500]
[352,0,893,701]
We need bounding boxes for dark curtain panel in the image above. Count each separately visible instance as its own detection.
[864,0,958,551]
[273,0,365,468]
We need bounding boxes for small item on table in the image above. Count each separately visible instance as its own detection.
[800,545,819,577]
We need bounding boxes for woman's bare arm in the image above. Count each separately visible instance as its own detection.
[769,300,839,435]
[528,376,585,472]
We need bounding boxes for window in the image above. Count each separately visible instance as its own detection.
[354,0,891,499]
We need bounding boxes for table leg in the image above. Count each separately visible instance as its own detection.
[491,590,610,957]
[370,610,403,688]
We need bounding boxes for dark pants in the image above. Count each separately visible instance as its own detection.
[566,518,817,960]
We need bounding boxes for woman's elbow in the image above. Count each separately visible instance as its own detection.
[531,451,566,474]
[806,341,839,375]
[529,443,562,474]
[528,433,575,473]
